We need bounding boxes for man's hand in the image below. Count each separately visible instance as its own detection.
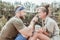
[31,14,38,23]
[29,14,39,32]
[37,28,44,33]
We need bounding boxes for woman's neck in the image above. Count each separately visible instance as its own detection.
[42,16,46,20]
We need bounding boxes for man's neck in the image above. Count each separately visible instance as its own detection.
[15,15,20,18]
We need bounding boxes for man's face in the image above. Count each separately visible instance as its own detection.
[37,9,46,19]
[18,10,26,19]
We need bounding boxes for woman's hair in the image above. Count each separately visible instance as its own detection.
[38,4,49,16]
[44,4,49,15]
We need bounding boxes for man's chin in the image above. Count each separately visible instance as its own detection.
[20,16,25,20]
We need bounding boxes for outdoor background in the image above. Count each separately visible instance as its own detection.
[0,0,60,34]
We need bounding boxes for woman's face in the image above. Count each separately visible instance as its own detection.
[38,9,46,19]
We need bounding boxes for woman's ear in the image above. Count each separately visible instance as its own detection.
[44,12,47,15]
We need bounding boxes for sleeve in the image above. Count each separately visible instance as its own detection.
[12,19,26,31]
[53,22,59,35]
[45,22,55,37]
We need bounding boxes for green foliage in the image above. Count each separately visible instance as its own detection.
[0,1,15,18]
[0,15,7,30]
[0,1,60,31]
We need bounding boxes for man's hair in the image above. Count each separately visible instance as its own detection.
[15,6,25,13]
[15,6,21,11]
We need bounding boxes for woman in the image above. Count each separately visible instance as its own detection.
[29,5,59,40]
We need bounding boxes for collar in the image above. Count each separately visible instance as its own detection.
[45,16,49,24]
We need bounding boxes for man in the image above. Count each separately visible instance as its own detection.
[0,6,37,40]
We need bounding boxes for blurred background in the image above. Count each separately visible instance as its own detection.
[0,0,60,34]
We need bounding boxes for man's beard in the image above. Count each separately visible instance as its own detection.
[20,16,25,20]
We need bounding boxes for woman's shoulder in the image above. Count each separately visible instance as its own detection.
[47,17,57,24]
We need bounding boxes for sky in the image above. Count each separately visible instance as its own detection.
[2,0,60,5]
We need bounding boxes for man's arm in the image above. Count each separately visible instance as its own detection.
[28,14,39,28]
[12,15,38,38]
[19,16,38,38]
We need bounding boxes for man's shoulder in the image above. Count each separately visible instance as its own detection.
[10,17,16,20]
[6,17,16,24]
[9,17,18,22]
[9,17,23,24]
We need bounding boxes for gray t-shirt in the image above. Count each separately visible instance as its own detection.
[0,17,25,40]
[44,17,59,40]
